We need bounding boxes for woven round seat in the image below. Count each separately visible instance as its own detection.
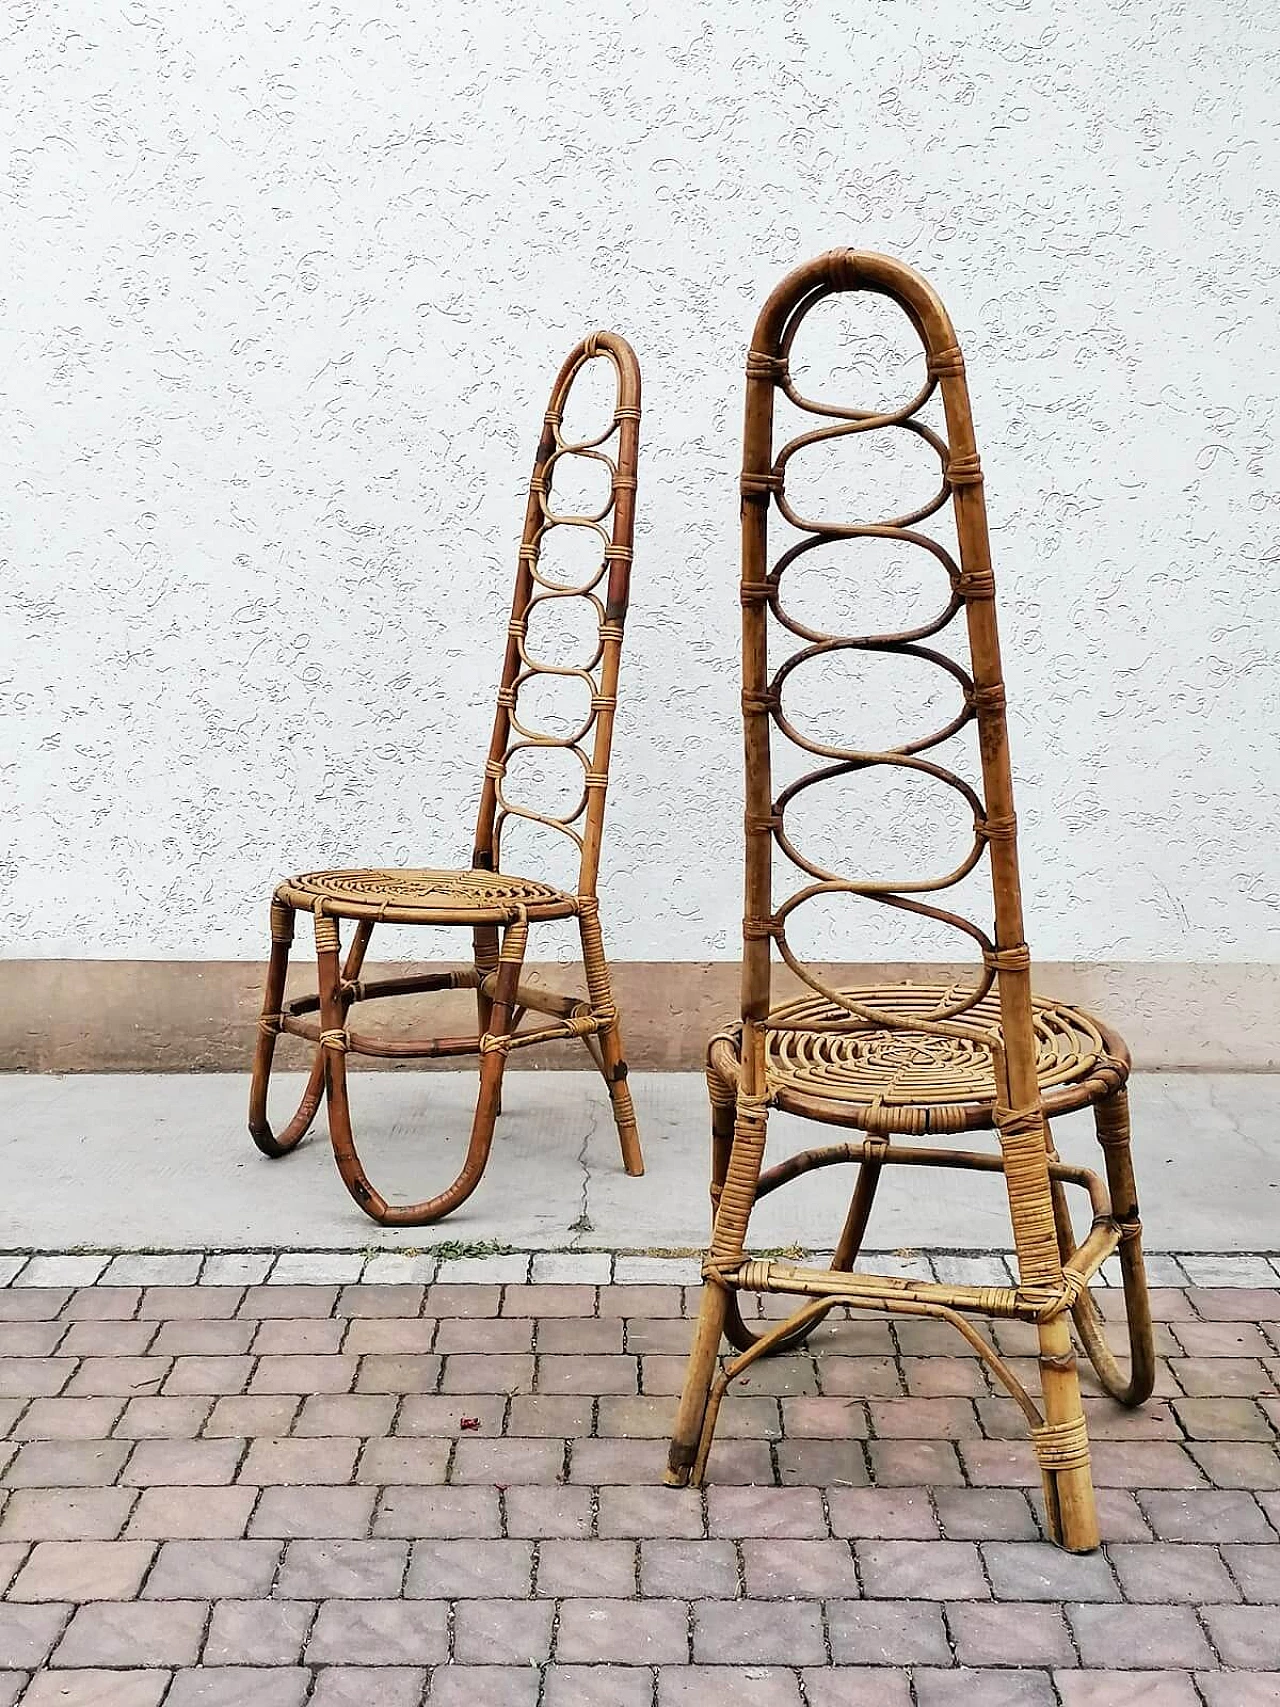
[711,984,1130,1136]
[278,867,578,925]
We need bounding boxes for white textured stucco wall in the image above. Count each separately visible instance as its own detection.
[4,0,1279,965]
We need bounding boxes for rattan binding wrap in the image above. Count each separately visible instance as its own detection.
[248,333,645,1225]
[666,252,1155,1555]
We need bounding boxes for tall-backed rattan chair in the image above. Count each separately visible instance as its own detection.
[666,254,1154,1552]
[249,332,644,1224]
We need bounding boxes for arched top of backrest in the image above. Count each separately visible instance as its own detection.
[473,331,642,899]
[737,252,1029,1043]
[749,249,960,372]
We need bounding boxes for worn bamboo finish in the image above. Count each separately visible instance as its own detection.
[248,332,644,1224]
[666,253,1154,1552]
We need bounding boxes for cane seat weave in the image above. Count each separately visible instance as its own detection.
[712,985,1129,1136]
[278,867,577,925]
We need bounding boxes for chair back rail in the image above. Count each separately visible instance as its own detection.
[472,332,642,899]
[738,250,1057,1287]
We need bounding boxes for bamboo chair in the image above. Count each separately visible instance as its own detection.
[248,332,644,1224]
[666,254,1155,1552]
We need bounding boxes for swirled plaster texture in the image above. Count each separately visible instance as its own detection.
[3,0,1279,967]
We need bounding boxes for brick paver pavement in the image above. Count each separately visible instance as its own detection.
[0,1276,1277,1702]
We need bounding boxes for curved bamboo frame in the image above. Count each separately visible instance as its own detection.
[666,254,1154,1552]
[248,332,644,1224]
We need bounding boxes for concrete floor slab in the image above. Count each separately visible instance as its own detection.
[1,1071,1277,1254]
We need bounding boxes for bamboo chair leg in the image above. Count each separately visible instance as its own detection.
[577,899,643,1177]
[473,923,501,1116]
[1033,1310,1099,1553]
[248,901,337,1156]
[318,911,528,1226]
[250,911,374,1158]
[666,1279,729,1487]
[1072,1089,1156,1408]
[667,1086,769,1485]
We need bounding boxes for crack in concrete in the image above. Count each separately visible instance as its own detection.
[567,1096,603,1247]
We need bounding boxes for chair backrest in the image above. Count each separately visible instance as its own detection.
[472,332,641,899]
[738,251,1039,1113]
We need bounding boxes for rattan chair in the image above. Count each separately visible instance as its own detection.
[248,332,644,1224]
[666,254,1154,1552]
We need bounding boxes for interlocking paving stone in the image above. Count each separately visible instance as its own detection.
[51,1601,206,1668]
[980,1540,1121,1601]
[0,1488,136,1541]
[542,1666,655,1706]
[13,1258,108,1289]
[4,1441,129,1489]
[1108,1541,1241,1603]
[10,1393,117,1440]
[1137,1488,1276,1541]
[947,1603,1077,1667]
[1055,1674,1202,1705]
[429,1665,540,1705]
[706,1486,825,1538]
[143,1540,282,1600]
[1197,1676,1280,1706]
[802,1670,914,1706]
[239,1435,359,1486]
[825,1486,939,1538]
[375,1486,501,1539]
[825,1600,951,1664]
[857,1538,989,1599]
[661,1667,805,1704]
[122,1437,245,1486]
[0,1291,71,1319]
[269,1254,365,1287]
[19,1672,170,1707]
[291,1393,398,1436]
[307,1666,428,1706]
[1221,1540,1280,1601]
[555,1598,689,1664]
[114,1397,215,1439]
[335,1284,428,1319]
[202,1598,315,1665]
[204,1396,301,1438]
[453,1598,555,1663]
[640,1540,739,1599]
[306,1598,449,1665]
[248,1486,375,1540]
[251,1317,345,1355]
[198,1255,275,1287]
[0,1604,72,1668]
[8,1540,154,1602]
[1199,1604,1280,1667]
[165,1668,311,1706]
[914,1672,1057,1707]
[692,1598,826,1664]
[0,1546,25,1596]
[274,1538,408,1600]
[0,1360,76,1400]
[126,1487,256,1540]
[537,1539,637,1597]
[1067,1602,1218,1669]
[405,1540,532,1600]
[740,1537,858,1598]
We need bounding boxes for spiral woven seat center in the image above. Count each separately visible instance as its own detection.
[750,984,1127,1133]
[280,867,577,923]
